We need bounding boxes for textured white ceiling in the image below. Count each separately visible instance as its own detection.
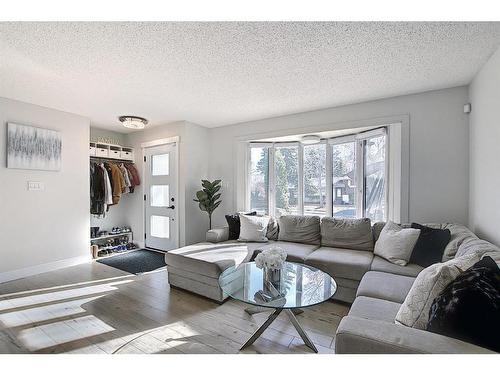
[1,22,500,132]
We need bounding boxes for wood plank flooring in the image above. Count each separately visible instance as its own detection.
[0,261,349,354]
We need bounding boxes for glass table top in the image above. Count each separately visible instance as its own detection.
[218,262,337,309]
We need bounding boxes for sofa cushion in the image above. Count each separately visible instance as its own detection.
[255,241,319,263]
[278,215,321,245]
[374,221,420,266]
[321,217,374,251]
[395,252,482,330]
[426,256,500,353]
[372,222,442,242]
[357,271,415,303]
[370,255,423,277]
[266,216,279,240]
[238,214,270,242]
[225,211,256,240]
[373,222,472,261]
[165,241,260,278]
[349,296,402,323]
[441,223,477,261]
[455,236,500,259]
[409,223,451,267]
[305,247,373,281]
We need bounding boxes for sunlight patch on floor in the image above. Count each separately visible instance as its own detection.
[0,279,133,312]
[17,315,115,351]
[0,295,104,328]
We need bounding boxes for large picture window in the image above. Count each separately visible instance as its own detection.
[247,128,388,220]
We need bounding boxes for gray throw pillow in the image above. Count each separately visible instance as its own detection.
[321,217,373,251]
[278,215,320,245]
[265,216,279,241]
[374,221,420,266]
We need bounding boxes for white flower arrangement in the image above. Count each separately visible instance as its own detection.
[255,246,287,270]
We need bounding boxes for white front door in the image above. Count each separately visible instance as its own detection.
[144,143,178,251]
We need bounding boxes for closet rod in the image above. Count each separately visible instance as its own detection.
[90,156,135,163]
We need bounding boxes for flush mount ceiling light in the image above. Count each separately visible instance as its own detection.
[300,135,321,145]
[118,116,148,130]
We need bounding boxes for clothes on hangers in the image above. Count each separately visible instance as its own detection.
[101,163,113,207]
[90,163,106,215]
[125,163,141,193]
[90,159,141,216]
[119,163,131,193]
[108,163,125,204]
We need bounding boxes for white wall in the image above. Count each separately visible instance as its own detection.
[469,46,500,246]
[0,97,90,278]
[208,86,470,228]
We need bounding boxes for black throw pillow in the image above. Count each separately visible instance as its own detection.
[427,256,500,352]
[225,212,257,240]
[409,223,451,267]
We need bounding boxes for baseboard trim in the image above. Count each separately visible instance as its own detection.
[0,255,91,284]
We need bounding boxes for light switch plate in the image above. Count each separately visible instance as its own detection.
[28,181,44,191]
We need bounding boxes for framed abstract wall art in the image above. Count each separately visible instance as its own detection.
[7,123,62,171]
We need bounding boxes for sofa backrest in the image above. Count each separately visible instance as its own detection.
[321,217,374,251]
[372,222,479,262]
[277,215,321,245]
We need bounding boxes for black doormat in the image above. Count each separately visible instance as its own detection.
[97,249,166,274]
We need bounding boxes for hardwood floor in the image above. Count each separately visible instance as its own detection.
[0,261,349,354]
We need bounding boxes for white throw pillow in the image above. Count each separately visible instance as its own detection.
[238,214,270,242]
[374,221,421,266]
[395,252,482,329]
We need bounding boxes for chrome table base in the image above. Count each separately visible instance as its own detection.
[241,307,316,352]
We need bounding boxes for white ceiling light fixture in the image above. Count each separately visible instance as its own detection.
[300,135,321,145]
[119,115,148,130]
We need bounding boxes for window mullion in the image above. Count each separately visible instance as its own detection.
[326,143,333,217]
[298,143,304,215]
[356,140,365,218]
[269,146,275,217]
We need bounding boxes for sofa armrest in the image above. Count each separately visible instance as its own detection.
[335,316,493,354]
[206,227,229,243]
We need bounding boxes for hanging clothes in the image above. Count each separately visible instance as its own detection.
[119,163,132,193]
[90,162,106,215]
[90,159,138,215]
[125,163,141,193]
[107,162,126,204]
[100,163,113,207]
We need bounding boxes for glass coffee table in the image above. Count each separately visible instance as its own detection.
[219,261,337,353]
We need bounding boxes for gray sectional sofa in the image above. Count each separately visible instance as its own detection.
[164,215,499,353]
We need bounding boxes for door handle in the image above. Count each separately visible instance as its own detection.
[166,205,175,210]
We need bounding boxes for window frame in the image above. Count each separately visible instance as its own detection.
[246,127,389,220]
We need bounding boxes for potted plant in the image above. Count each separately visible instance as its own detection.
[193,179,222,229]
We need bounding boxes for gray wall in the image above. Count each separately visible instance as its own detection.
[126,121,209,247]
[469,46,500,246]
[208,86,470,228]
[90,127,128,146]
[0,97,90,275]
